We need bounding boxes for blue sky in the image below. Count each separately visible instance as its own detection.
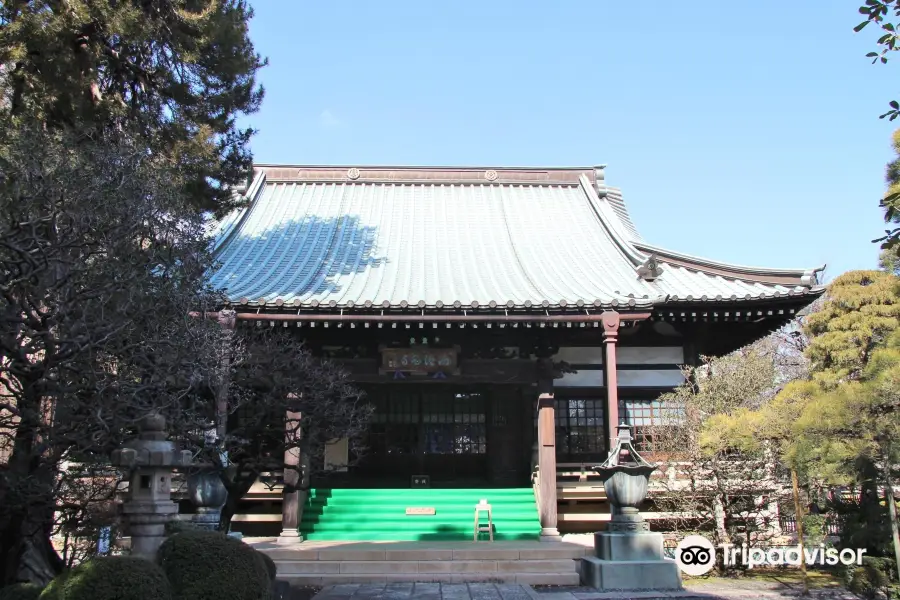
[243,1,897,281]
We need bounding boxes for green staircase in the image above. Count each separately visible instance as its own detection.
[299,488,540,541]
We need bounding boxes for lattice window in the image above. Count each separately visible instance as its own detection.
[617,398,684,452]
[422,391,486,455]
[367,391,418,454]
[535,397,606,459]
[366,389,486,456]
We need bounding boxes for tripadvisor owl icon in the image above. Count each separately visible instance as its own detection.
[675,535,716,575]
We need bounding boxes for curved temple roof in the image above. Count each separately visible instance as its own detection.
[207,165,824,312]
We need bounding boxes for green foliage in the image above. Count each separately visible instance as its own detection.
[803,270,900,387]
[791,328,900,485]
[844,556,898,599]
[0,0,266,214]
[164,520,209,536]
[880,130,900,255]
[37,556,172,600]
[802,514,828,548]
[257,551,277,581]
[880,248,900,276]
[156,530,271,600]
[829,494,894,561]
[856,1,900,118]
[0,583,43,600]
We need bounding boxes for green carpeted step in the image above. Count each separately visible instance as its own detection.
[301,531,540,542]
[298,487,541,541]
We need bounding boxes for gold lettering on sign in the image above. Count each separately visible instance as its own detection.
[405,507,436,515]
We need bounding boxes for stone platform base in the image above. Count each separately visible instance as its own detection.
[579,530,682,592]
[254,540,588,585]
[580,556,682,591]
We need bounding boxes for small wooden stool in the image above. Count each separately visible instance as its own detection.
[474,500,493,542]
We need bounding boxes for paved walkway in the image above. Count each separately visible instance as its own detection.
[311,582,859,600]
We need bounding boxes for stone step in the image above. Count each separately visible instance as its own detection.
[277,559,577,575]
[262,545,588,562]
[257,541,587,585]
[277,571,580,585]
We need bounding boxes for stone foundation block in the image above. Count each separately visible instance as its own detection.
[579,556,682,591]
[594,531,665,562]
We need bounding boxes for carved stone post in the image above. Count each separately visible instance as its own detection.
[601,312,620,454]
[279,410,303,543]
[537,392,561,541]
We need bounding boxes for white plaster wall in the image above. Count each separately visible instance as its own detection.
[554,347,604,364]
[617,346,684,365]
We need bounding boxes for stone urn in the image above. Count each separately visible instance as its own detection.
[187,448,228,530]
[580,424,682,591]
[592,424,657,530]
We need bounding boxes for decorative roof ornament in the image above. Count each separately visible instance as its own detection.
[637,254,664,281]
[347,167,361,180]
[593,164,608,198]
[484,169,499,182]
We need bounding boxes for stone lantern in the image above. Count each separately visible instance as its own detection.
[111,414,192,557]
[580,424,682,591]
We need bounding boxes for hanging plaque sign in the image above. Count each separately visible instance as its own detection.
[380,347,459,375]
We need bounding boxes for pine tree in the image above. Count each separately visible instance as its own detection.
[0,0,265,214]
[721,270,900,584]
[803,270,900,388]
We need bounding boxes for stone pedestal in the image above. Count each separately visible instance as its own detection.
[580,530,682,591]
[124,501,179,556]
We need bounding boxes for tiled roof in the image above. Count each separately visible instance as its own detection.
[207,166,824,311]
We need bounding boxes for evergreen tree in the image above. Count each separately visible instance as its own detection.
[718,269,900,583]
[803,270,900,388]
[880,129,900,261]
[0,0,265,214]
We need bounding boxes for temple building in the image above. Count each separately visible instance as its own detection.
[207,164,823,543]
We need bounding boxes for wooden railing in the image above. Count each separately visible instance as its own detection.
[779,516,842,536]
[531,466,542,515]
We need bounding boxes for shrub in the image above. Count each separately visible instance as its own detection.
[256,551,277,581]
[164,519,209,536]
[37,556,171,600]
[843,556,896,600]
[0,583,43,600]
[157,530,271,600]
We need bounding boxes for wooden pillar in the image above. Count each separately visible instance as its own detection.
[537,392,561,541]
[215,310,236,441]
[602,311,620,454]
[279,410,303,542]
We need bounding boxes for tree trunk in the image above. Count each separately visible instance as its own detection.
[218,493,239,534]
[791,469,809,597]
[218,472,256,532]
[882,444,900,583]
[858,457,885,552]
[0,400,63,586]
[713,494,728,546]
